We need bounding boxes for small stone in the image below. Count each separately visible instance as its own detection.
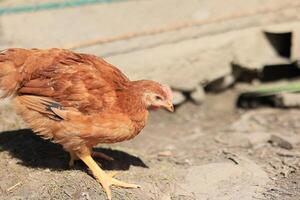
[172,91,186,105]
[269,134,293,150]
[77,192,91,200]
[205,74,235,92]
[43,169,51,173]
[158,150,173,157]
[184,159,192,165]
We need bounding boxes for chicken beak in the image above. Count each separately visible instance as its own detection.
[165,102,174,112]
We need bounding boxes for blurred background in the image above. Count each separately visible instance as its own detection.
[1,0,300,199]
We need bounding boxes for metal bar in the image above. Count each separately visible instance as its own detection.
[0,0,125,15]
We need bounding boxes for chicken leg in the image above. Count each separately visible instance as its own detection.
[69,151,77,167]
[69,150,113,167]
[91,149,114,161]
[77,152,140,200]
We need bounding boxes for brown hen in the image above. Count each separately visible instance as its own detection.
[0,48,174,200]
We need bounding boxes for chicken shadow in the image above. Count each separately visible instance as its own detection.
[0,129,148,171]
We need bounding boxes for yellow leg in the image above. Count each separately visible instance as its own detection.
[69,150,113,167]
[77,153,140,200]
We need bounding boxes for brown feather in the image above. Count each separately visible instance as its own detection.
[0,48,170,153]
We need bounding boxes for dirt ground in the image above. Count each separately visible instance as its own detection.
[0,88,300,200]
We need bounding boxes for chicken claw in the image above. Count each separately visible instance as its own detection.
[78,153,140,200]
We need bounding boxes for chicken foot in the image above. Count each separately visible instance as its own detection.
[77,153,140,200]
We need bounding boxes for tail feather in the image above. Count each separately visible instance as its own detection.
[0,48,31,98]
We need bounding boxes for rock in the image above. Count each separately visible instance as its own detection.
[158,150,173,157]
[276,148,300,158]
[172,91,186,105]
[190,86,205,104]
[277,93,300,107]
[270,134,299,150]
[205,74,235,92]
[232,30,290,71]
[181,157,268,200]
[277,22,300,61]
[107,45,232,91]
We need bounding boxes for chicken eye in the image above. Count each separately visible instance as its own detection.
[155,95,162,101]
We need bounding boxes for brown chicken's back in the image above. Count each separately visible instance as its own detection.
[0,48,148,148]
